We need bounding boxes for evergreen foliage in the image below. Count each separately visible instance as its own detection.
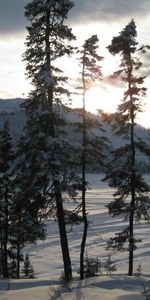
[134,263,142,277]
[84,252,102,278]
[0,121,15,278]
[21,254,34,279]
[0,2,150,281]
[8,258,17,279]
[104,254,116,275]
[21,0,80,281]
[104,19,150,276]
[77,34,106,280]
[9,201,46,278]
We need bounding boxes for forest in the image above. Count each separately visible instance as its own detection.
[0,0,150,289]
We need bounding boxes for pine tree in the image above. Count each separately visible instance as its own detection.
[77,35,104,279]
[9,199,46,279]
[0,122,38,279]
[21,254,34,279]
[8,258,17,279]
[134,263,142,277]
[104,255,116,275]
[21,0,79,281]
[84,251,102,278]
[0,121,15,278]
[104,20,150,276]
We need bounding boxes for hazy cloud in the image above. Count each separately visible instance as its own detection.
[0,0,150,35]
[0,0,28,35]
[139,52,150,77]
[0,90,14,98]
[70,0,150,24]
[104,75,126,89]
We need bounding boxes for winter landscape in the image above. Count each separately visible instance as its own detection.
[0,174,150,299]
[0,99,149,299]
[1,0,150,299]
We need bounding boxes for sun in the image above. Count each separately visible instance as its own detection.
[72,84,124,115]
[84,85,150,128]
[85,85,124,114]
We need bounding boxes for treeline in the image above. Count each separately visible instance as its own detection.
[0,0,150,281]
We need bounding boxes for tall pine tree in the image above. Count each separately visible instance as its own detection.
[21,0,79,281]
[77,35,104,279]
[104,20,150,276]
[0,121,14,278]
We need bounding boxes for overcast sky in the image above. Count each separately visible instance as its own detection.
[0,0,150,34]
[0,0,150,127]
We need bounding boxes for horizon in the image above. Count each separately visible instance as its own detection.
[0,97,149,130]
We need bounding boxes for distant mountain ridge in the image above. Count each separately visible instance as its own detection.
[0,98,23,113]
[0,98,26,142]
[0,98,149,172]
[0,97,150,139]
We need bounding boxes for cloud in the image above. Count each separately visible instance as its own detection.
[0,90,14,98]
[0,0,28,35]
[104,75,125,89]
[0,0,150,36]
[139,51,150,77]
[69,0,150,24]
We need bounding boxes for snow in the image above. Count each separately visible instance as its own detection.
[0,278,52,300]
[60,275,147,299]
[0,276,148,300]
[0,173,150,299]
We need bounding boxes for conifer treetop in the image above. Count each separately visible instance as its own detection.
[25,0,74,28]
[107,19,138,55]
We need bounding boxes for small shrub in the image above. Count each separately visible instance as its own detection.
[134,264,142,277]
[21,254,34,279]
[84,252,102,278]
[104,255,116,275]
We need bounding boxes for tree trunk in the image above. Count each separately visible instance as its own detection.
[128,105,135,276]
[80,130,88,280]
[80,57,88,280]
[0,219,4,278]
[1,237,5,278]
[45,3,72,281]
[128,210,134,276]
[54,179,72,281]
[3,232,8,278]
[80,172,88,280]
[3,187,9,278]
[16,244,20,279]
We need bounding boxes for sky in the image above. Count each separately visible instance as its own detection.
[0,0,150,128]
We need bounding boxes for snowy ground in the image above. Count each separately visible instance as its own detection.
[0,174,150,299]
